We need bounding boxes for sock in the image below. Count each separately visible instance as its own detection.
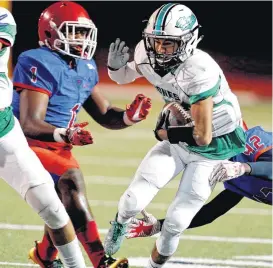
[77,220,105,268]
[36,234,58,262]
[146,256,164,268]
[56,237,85,268]
[117,212,131,224]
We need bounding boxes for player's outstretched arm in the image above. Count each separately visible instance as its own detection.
[247,162,272,180]
[209,160,272,185]
[107,38,143,84]
[83,86,151,130]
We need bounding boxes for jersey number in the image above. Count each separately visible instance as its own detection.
[244,135,264,155]
[68,103,81,128]
[30,66,37,83]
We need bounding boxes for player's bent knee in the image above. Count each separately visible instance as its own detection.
[163,216,189,235]
[58,168,84,193]
[25,183,69,229]
[156,224,180,256]
[118,175,160,218]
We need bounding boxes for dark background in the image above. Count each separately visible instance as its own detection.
[12,1,272,72]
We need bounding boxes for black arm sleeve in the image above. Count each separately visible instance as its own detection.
[159,189,244,230]
[83,95,128,130]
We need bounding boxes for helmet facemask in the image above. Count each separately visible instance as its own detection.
[143,25,202,71]
[50,19,97,60]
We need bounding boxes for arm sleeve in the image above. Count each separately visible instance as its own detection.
[13,55,56,97]
[248,162,272,180]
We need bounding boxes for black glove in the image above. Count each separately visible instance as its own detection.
[153,110,170,141]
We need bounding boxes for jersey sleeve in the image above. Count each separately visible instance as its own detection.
[187,68,221,105]
[90,59,99,86]
[13,54,56,97]
[0,8,16,47]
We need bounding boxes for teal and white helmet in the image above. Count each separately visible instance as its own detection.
[0,7,16,47]
[143,3,202,66]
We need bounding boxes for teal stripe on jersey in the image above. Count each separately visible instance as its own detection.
[154,3,175,34]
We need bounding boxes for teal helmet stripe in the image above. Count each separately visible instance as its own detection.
[154,3,176,33]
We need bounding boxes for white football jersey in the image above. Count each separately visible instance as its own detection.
[0,7,16,109]
[134,40,242,138]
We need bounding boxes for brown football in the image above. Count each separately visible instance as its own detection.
[161,102,194,128]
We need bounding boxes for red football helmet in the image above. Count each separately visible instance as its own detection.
[38,1,97,60]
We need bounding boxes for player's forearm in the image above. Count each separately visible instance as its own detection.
[21,118,57,141]
[90,107,130,130]
[108,61,142,85]
[191,98,213,146]
[246,162,272,180]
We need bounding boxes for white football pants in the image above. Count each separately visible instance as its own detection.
[118,140,223,256]
[0,117,54,197]
[0,117,71,228]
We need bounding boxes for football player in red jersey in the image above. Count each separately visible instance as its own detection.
[12,2,151,267]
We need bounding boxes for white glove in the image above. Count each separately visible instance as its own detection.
[108,38,130,70]
[209,160,246,186]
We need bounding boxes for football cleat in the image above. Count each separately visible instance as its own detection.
[99,255,129,268]
[104,215,128,256]
[28,241,63,268]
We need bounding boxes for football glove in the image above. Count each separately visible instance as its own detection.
[54,122,93,146]
[126,210,161,239]
[209,160,246,186]
[108,38,130,70]
[123,94,152,125]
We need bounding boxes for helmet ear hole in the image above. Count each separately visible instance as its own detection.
[45,31,51,38]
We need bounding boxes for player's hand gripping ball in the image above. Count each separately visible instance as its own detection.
[156,102,194,130]
[154,102,194,141]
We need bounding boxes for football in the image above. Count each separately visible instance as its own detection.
[160,102,194,128]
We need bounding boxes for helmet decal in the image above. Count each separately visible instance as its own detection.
[175,14,197,31]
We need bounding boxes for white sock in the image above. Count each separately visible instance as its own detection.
[146,256,164,268]
[56,237,86,268]
[117,212,131,224]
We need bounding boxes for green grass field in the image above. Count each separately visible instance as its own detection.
[0,85,272,267]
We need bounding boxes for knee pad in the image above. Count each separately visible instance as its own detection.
[163,215,189,235]
[118,174,160,219]
[25,183,69,229]
[156,223,180,256]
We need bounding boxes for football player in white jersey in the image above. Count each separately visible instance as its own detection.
[0,7,87,268]
[103,3,246,268]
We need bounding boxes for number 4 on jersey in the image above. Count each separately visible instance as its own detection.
[244,135,264,156]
